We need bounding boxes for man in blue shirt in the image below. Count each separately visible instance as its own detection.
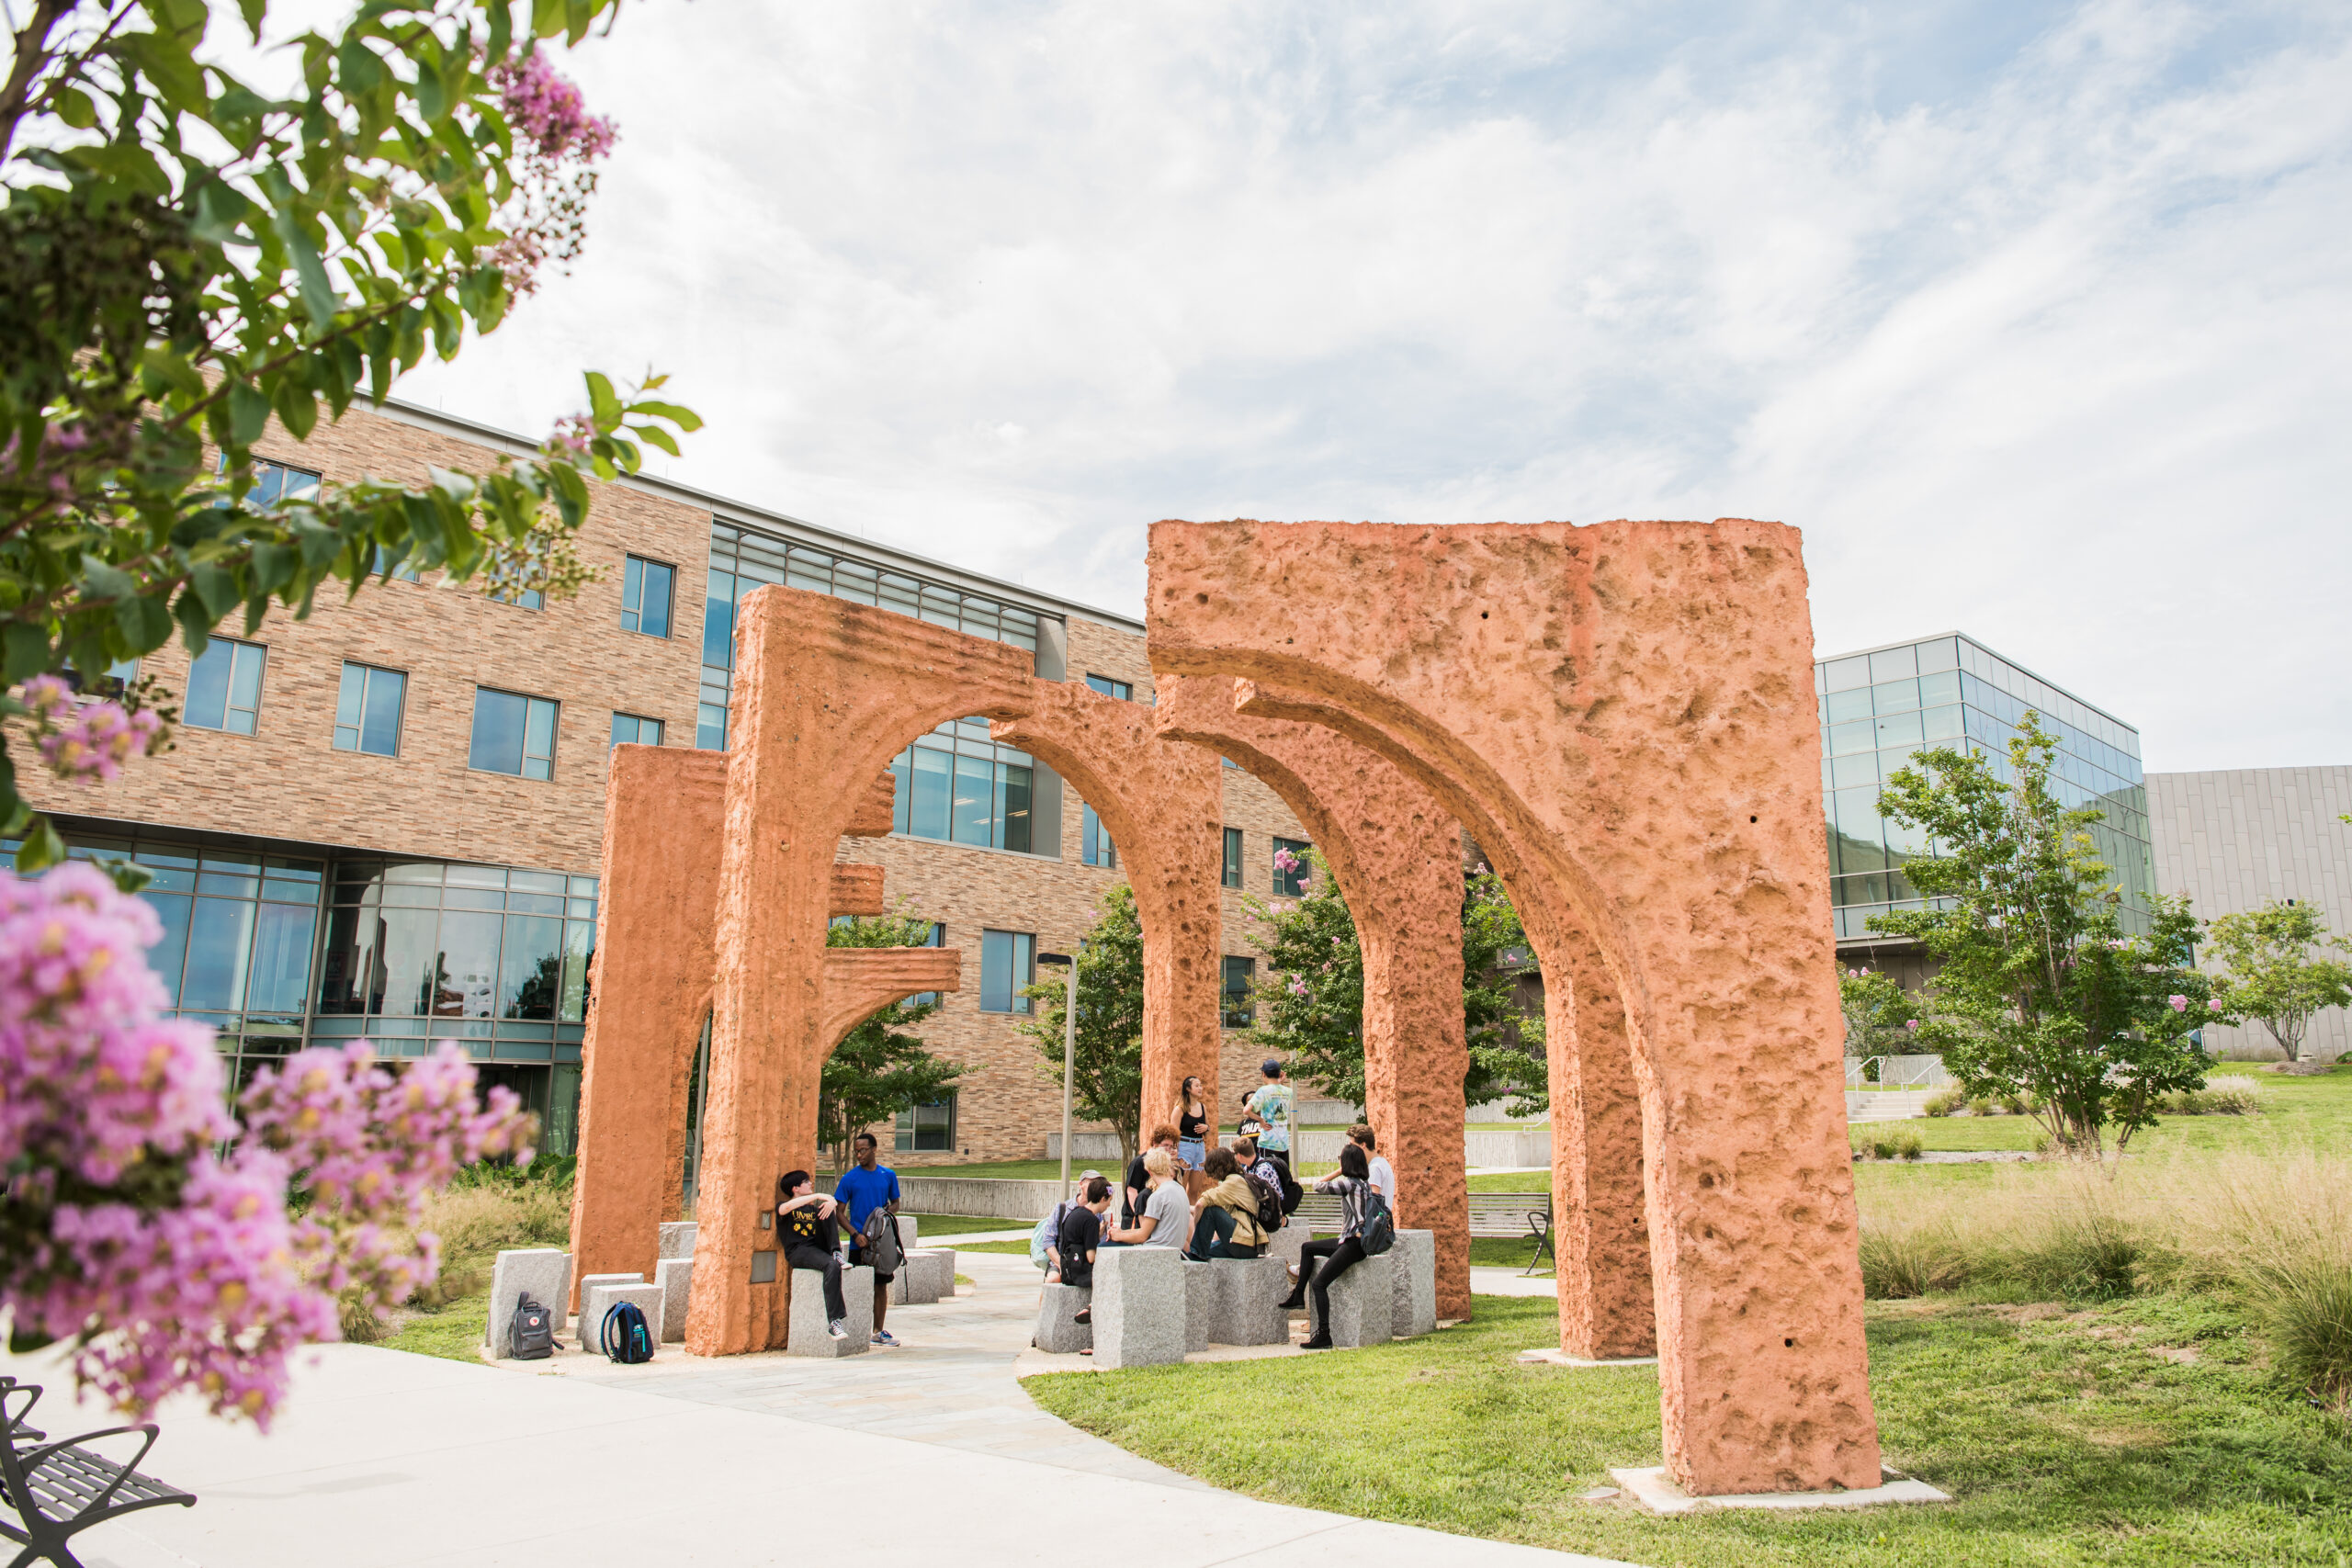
[833,1133,903,1345]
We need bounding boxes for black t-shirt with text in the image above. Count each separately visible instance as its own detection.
[780,1201,826,1249]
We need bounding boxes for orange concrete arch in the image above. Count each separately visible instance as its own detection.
[1147,519,1878,1497]
[1152,673,1476,1320]
[986,681,1225,1137]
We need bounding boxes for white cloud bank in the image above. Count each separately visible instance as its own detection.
[395,0,2352,771]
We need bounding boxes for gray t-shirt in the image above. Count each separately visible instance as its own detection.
[1138,1180,1189,1247]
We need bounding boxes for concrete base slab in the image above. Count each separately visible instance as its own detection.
[1516,1348,1658,1369]
[1608,1465,1952,1515]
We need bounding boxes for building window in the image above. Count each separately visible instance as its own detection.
[889,721,1034,853]
[488,583,543,610]
[470,688,560,780]
[622,555,674,637]
[1222,955,1255,1029]
[1085,674,1132,700]
[1081,804,1117,868]
[1222,827,1243,889]
[243,458,322,505]
[895,1094,956,1152]
[333,663,406,756]
[979,929,1035,1014]
[908,921,946,1008]
[1273,836,1312,897]
[183,637,266,735]
[610,713,664,750]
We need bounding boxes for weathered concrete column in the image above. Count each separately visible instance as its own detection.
[1148,519,1879,1496]
[690,586,1034,1357]
[1153,674,1476,1321]
[989,681,1225,1144]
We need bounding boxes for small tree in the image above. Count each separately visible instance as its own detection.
[2205,902,2352,1063]
[1872,715,2217,1157]
[1019,882,1145,1165]
[817,908,967,1168]
[1243,850,1545,1112]
[1839,964,1917,1064]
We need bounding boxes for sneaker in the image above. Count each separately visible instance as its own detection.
[827,1318,848,1340]
[872,1330,899,1347]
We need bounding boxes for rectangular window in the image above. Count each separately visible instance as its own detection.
[908,921,946,1008]
[1081,804,1117,868]
[1272,836,1312,897]
[1222,827,1243,889]
[979,929,1035,1014]
[184,637,266,735]
[622,555,675,637]
[245,458,322,505]
[469,688,560,780]
[1222,954,1255,1029]
[333,663,406,756]
[894,1093,956,1153]
[609,713,664,750]
[488,583,543,610]
[1085,673,1132,700]
[888,727,1035,853]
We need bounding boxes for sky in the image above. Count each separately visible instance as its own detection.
[387,0,2352,773]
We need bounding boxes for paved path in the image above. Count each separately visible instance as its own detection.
[5,1250,1633,1568]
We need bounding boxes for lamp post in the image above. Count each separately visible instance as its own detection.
[1038,948,1079,1201]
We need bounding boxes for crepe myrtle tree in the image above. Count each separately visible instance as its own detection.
[818,907,967,1169]
[1838,964,1917,1069]
[0,0,698,869]
[1019,882,1146,1166]
[2204,901,2352,1064]
[1871,715,2219,1157]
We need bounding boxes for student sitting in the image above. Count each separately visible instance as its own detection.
[1032,1168,1106,1280]
[1183,1147,1269,1260]
[1101,1147,1187,1247]
[1277,1143,1376,1349]
[776,1170,850,1340]
[1057,1175,1114,1297]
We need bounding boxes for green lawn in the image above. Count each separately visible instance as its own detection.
[384,1290,492,1362]
[1850,1065,2352,1156]
[1025,1292,2352,1566]
[908,1212,1033,1235]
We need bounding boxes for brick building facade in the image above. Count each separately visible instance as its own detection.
[20,400,1311,1166]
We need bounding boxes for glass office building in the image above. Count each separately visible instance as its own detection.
[1818,633,2152,943]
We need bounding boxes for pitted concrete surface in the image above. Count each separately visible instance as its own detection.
[3,1250,1636,1568]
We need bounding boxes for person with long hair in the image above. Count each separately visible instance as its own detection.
[1279,1141,1375,1349]
[1175,1075,1209,1168]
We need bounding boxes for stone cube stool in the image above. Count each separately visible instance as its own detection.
[582,1280,664,1355]
[1209,1256,1288,1346]
[896,1215,918,1250]
[1182,1260,1214,1353]
[659,1221,698,1259]
[1306,1251,1394,1348]
[1035,1283,1092,1352]
[890,1249,943,1306]
[1093,1246,1185,1369]
[655,1256,695,1343]
[485,1248,571,1359]
[1266,1223,1311,1282]
[571,1271,641,1343]
[933,1247,956,1294]
[1390,1231,1437,1338]
[786,1265,874,1358]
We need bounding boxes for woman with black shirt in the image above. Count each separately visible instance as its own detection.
[777,1170,850,1339]
[1175,1076,1210,1168]
[1278,1143,1374,1349]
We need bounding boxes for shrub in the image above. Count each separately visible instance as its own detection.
[1967,1095,2000,1116]
[2154,1075,2267,1116]
[1923,1087,1967,1118]
[1863,1127,1925,1161]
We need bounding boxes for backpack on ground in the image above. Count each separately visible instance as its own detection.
[509,1293,554,1360]
[601,1300,654,1364]
[1241,1168,1284,1236]
[1358,1187,1396,1257]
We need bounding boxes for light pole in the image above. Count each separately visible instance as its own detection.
[1037,948,1080,1201]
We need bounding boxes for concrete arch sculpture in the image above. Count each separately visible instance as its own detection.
[1147,519,1880,1496]
[1152,673,1477,1320]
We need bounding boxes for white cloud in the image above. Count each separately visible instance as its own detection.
[396,0,2352,770]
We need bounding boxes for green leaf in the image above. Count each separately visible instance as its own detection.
[175,586,215,655]
[53,88,97,130]
[250,543,295,594]
[79,556,137,601]
[338,37,386,94]
[261,174,339,332]
[636,424,680,458]
[189,564,239,620]
[15,817,66,874]
[1,625,51,683]
[274,378,319,440]
[627,400,703,432]
[100,857,154,895]
[238,0,267,40]
[226,380,272,446]
[488,0,513,62]
[584,370,619,426]
[116,593,173,653]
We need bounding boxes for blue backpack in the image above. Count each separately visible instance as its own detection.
[601,1300,654,1364]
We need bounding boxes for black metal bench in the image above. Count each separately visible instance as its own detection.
[0,1379,195,1568]
[1290,1191,1556,1274]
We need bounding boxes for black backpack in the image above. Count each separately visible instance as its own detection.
[1358,1188,1396,1257]
[601,1300,654,1364]
[510,1294,554,1360]
[1242,1168,1284,1236]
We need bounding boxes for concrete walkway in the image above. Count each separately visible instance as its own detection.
[4,1250,1634,1568]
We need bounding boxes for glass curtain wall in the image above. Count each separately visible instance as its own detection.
[1817,634,2151,941]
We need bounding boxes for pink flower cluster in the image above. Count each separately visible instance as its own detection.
[1286,976,1309,998]
[548,413,594,458]
[18,674,164,784]
[1272,849,1302,874]
[0,866,533,1427]
[492,51,616,164]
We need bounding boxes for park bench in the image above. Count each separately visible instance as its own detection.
[1290,1190,1555,1273]
[0,1378,195,1567]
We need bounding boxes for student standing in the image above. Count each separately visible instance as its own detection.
[1175,1077,1210,1169]
[1350,1124,1396,1207]
[833,1133,903,1346]
[1248,1059,1295,1164]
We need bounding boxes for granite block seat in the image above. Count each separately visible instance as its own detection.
[1209,1256,1289,1346]
[933,1247,957,1294]
[485,1248,571,1358]
[1182,1261,1214,1353]
[655,1256,695,1344]
[1306,1251,1394,1348]
[1390,1230,1437,1337]
[1092,1246,1185,1369]
[582,1280,664,1354]
[890,1250,944,1306]
[787,1265,874,1358]
[1265,1223,1311,1286]
[659,1222,698,1259]
[571,1271,641,1343]
[1035,1284,1092,1353]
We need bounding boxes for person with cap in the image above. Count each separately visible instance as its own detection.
[1247,1058,1295,1173]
